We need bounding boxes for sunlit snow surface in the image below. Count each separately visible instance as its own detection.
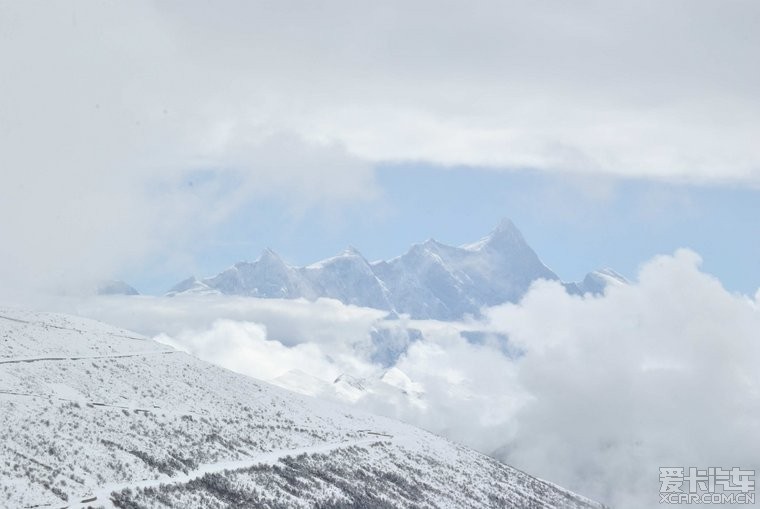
[0,308,603,508]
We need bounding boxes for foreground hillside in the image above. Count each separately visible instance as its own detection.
[0,308,604,508]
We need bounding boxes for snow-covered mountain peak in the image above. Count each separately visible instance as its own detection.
[342,245,363,256]
[167,219,619,319]
[494,217,519,234]
[582,268,629,293]
[462,217,526,252]
[308,246,369,269]
[97,280,140,296]
[406,239,442,259]
[166,276,218,297]
[594,267,628,284]
[168,275,199,292]
[257,247,287,266]
[564,267,630,296]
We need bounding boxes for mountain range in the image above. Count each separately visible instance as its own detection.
[168,219,626,320]
[0,307,605,508]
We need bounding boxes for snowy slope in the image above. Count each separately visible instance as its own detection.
[165,276,220,297]
[303,247,392,310]
[563,268,628,296]
[169,219,619,320]
[0,308,605,509]
[274,368,426,410]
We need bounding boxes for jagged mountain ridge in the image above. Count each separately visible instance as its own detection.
[168,219,626,320]
[0,308,605,508]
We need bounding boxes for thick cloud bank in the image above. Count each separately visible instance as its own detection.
[60,250,760,508]
[486,250,760,506]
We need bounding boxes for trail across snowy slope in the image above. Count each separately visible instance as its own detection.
[0,307,605,509]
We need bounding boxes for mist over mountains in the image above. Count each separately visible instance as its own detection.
[167,219,626,320]
[55,248,760,509]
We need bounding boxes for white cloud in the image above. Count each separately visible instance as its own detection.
[483,250,760,507]
[0,1,378,296]
[150,0,760,182]
[65,294,386,350]
[387,328,525,453]
[53,250,760,508]
[155,320,342,382]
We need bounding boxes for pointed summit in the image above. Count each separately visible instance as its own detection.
[260,247,278,258]
[341,245,363,257]
[257,247,287,266]
[307,246,369,270]
[493,217,518,234]
[168,275,199,293]
[165,276,216,297]
[489,218,523,240]
[461,218,525,251]
[408,238,435,254]
[97,280,139,296]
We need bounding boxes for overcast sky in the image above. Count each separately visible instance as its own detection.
[1,0,758,297]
